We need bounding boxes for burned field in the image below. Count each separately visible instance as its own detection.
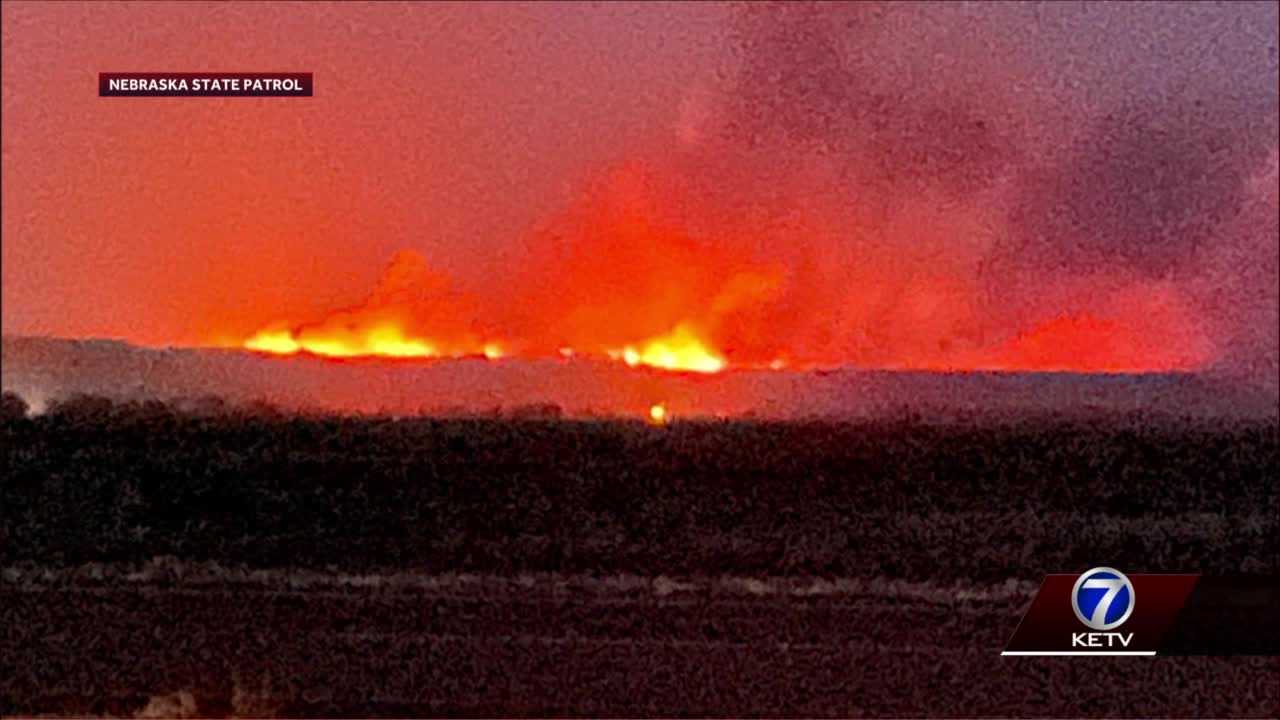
[3,398,1278,716]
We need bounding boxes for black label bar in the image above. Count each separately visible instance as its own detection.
[99,73,312,97]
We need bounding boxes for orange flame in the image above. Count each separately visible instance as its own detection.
[241,250,732,372]
[246,318,728,372]
[234,164,1212,375]
[246,324,439,359]
[612,324,725,374]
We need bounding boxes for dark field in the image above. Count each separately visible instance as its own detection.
[3,397,1278,716]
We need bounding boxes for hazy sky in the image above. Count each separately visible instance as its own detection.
[3,1,1277,376]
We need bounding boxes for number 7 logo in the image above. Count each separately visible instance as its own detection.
[1072,568,1136,630]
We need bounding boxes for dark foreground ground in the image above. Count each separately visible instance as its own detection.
[2,400,1278,716]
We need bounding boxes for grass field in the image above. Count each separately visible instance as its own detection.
[2,397,1277,716]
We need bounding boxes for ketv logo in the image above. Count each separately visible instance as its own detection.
[1069,567,1135,649]
[1003,568,1198,656]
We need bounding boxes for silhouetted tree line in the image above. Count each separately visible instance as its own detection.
[2,392,1276,580]
[1,391,27,421]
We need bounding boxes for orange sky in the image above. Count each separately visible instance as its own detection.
[2,2,730,346]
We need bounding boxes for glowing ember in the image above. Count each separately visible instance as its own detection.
[648,402,668,424]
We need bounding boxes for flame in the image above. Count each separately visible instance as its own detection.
[243,251,490,361]
[240,239,735,371]
[239,264,1207,374]
[244,330,300,355]
[246,323,439,359]
[616,324,726,374]
[245,318,728,372]
[648,402,668,424]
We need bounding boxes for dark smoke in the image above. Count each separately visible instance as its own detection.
[676,0,1278,380]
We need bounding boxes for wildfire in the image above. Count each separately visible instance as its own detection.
[245,324,440,359]
[245,320,729,372]
[231,162,1211,376]
[244,330,300,355]
[240,280,1206,374]
[612,324,726,374]
[239,241,738,372]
